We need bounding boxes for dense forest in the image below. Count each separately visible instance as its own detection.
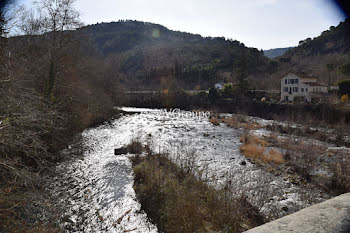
[7,18,350,92]
[73,20,271,90]
[60,18,350,90]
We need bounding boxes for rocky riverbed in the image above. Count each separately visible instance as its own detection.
[48,107,339,232]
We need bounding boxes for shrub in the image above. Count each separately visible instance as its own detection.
[208,87,219,103]
[240,133,284,164]
[240,133,269,147]
[240,143,265,158]
[209,117,220,126]
[222,83,235,98]
[223,117,261,130]
[127,140,143,154]
[340,94,349,104]
[330,158,350,194]
[338,79,350,96]
[267,149,284,164]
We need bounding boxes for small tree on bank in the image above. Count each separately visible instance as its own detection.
[0,0,15,36]
[327,63,335,91]
[18,0,83,102]
[234,51,249,96]
[340,94,348,104]
[338,79,350,96]
[208,87,219,102]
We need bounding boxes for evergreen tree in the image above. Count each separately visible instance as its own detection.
[208,87,219,102]
[235,51,249,95]
[327,63,335,90]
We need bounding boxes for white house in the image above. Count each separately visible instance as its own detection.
[281,73,328,102]
[215,83,224,90]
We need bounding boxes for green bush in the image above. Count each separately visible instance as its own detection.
[338,62,350,75]
[208,87,219,103]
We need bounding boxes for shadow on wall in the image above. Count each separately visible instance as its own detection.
[340,207,350,233]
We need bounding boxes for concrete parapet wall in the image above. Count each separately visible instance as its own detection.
[244,193,350,233]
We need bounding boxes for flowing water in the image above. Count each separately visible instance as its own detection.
[49,107,330,232]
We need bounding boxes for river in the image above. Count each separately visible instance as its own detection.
[49,107,330,232]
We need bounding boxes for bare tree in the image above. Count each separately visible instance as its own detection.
[39,0,83,101]
[0,0,14,94]
[17,0,83,101]
[0,0,12,36]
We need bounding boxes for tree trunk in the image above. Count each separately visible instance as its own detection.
[46,60,56,102]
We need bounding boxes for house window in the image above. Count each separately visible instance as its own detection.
[306,88,308,92]
[290,79,295,84]
[301,88,304,92]
[293,87,298,92]
[295,79,299,84]
[285,79,287,84]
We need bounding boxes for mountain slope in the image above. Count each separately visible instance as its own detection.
[265,18,350,89]
[76,20,270,90]
[12,19,348,91]
[284,18,350,57]
[264,47,293,58]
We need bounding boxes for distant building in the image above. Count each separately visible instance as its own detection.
[281,73,328,102]
[215,83,224,90]
[330,86,340,91]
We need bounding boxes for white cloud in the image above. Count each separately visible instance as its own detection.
[246,0,278,7]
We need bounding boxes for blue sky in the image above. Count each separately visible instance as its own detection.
[20,0,346,49]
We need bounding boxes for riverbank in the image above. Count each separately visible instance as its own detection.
[120,107,348,232]
[3,106,349,232]
[131,152,265,233]
[209,113,350,196]
[0,107,120,232]
[119,91,350,126]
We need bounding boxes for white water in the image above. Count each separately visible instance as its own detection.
[50,107,330,232]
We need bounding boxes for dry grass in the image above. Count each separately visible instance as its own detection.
[240,133,270,147]
[240,143,264,159]
[222,116,261,130]
[266,122,350,147]
[222,117,240,128]
[265,133,327,156]
[209,115,261,130]
[0,188,60,233]
[240,133,284,165]
[132,153,264,233]
[331,158,350,194]
[267,149,285,164]
[209,117,220,126]
[241,122,261,130]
